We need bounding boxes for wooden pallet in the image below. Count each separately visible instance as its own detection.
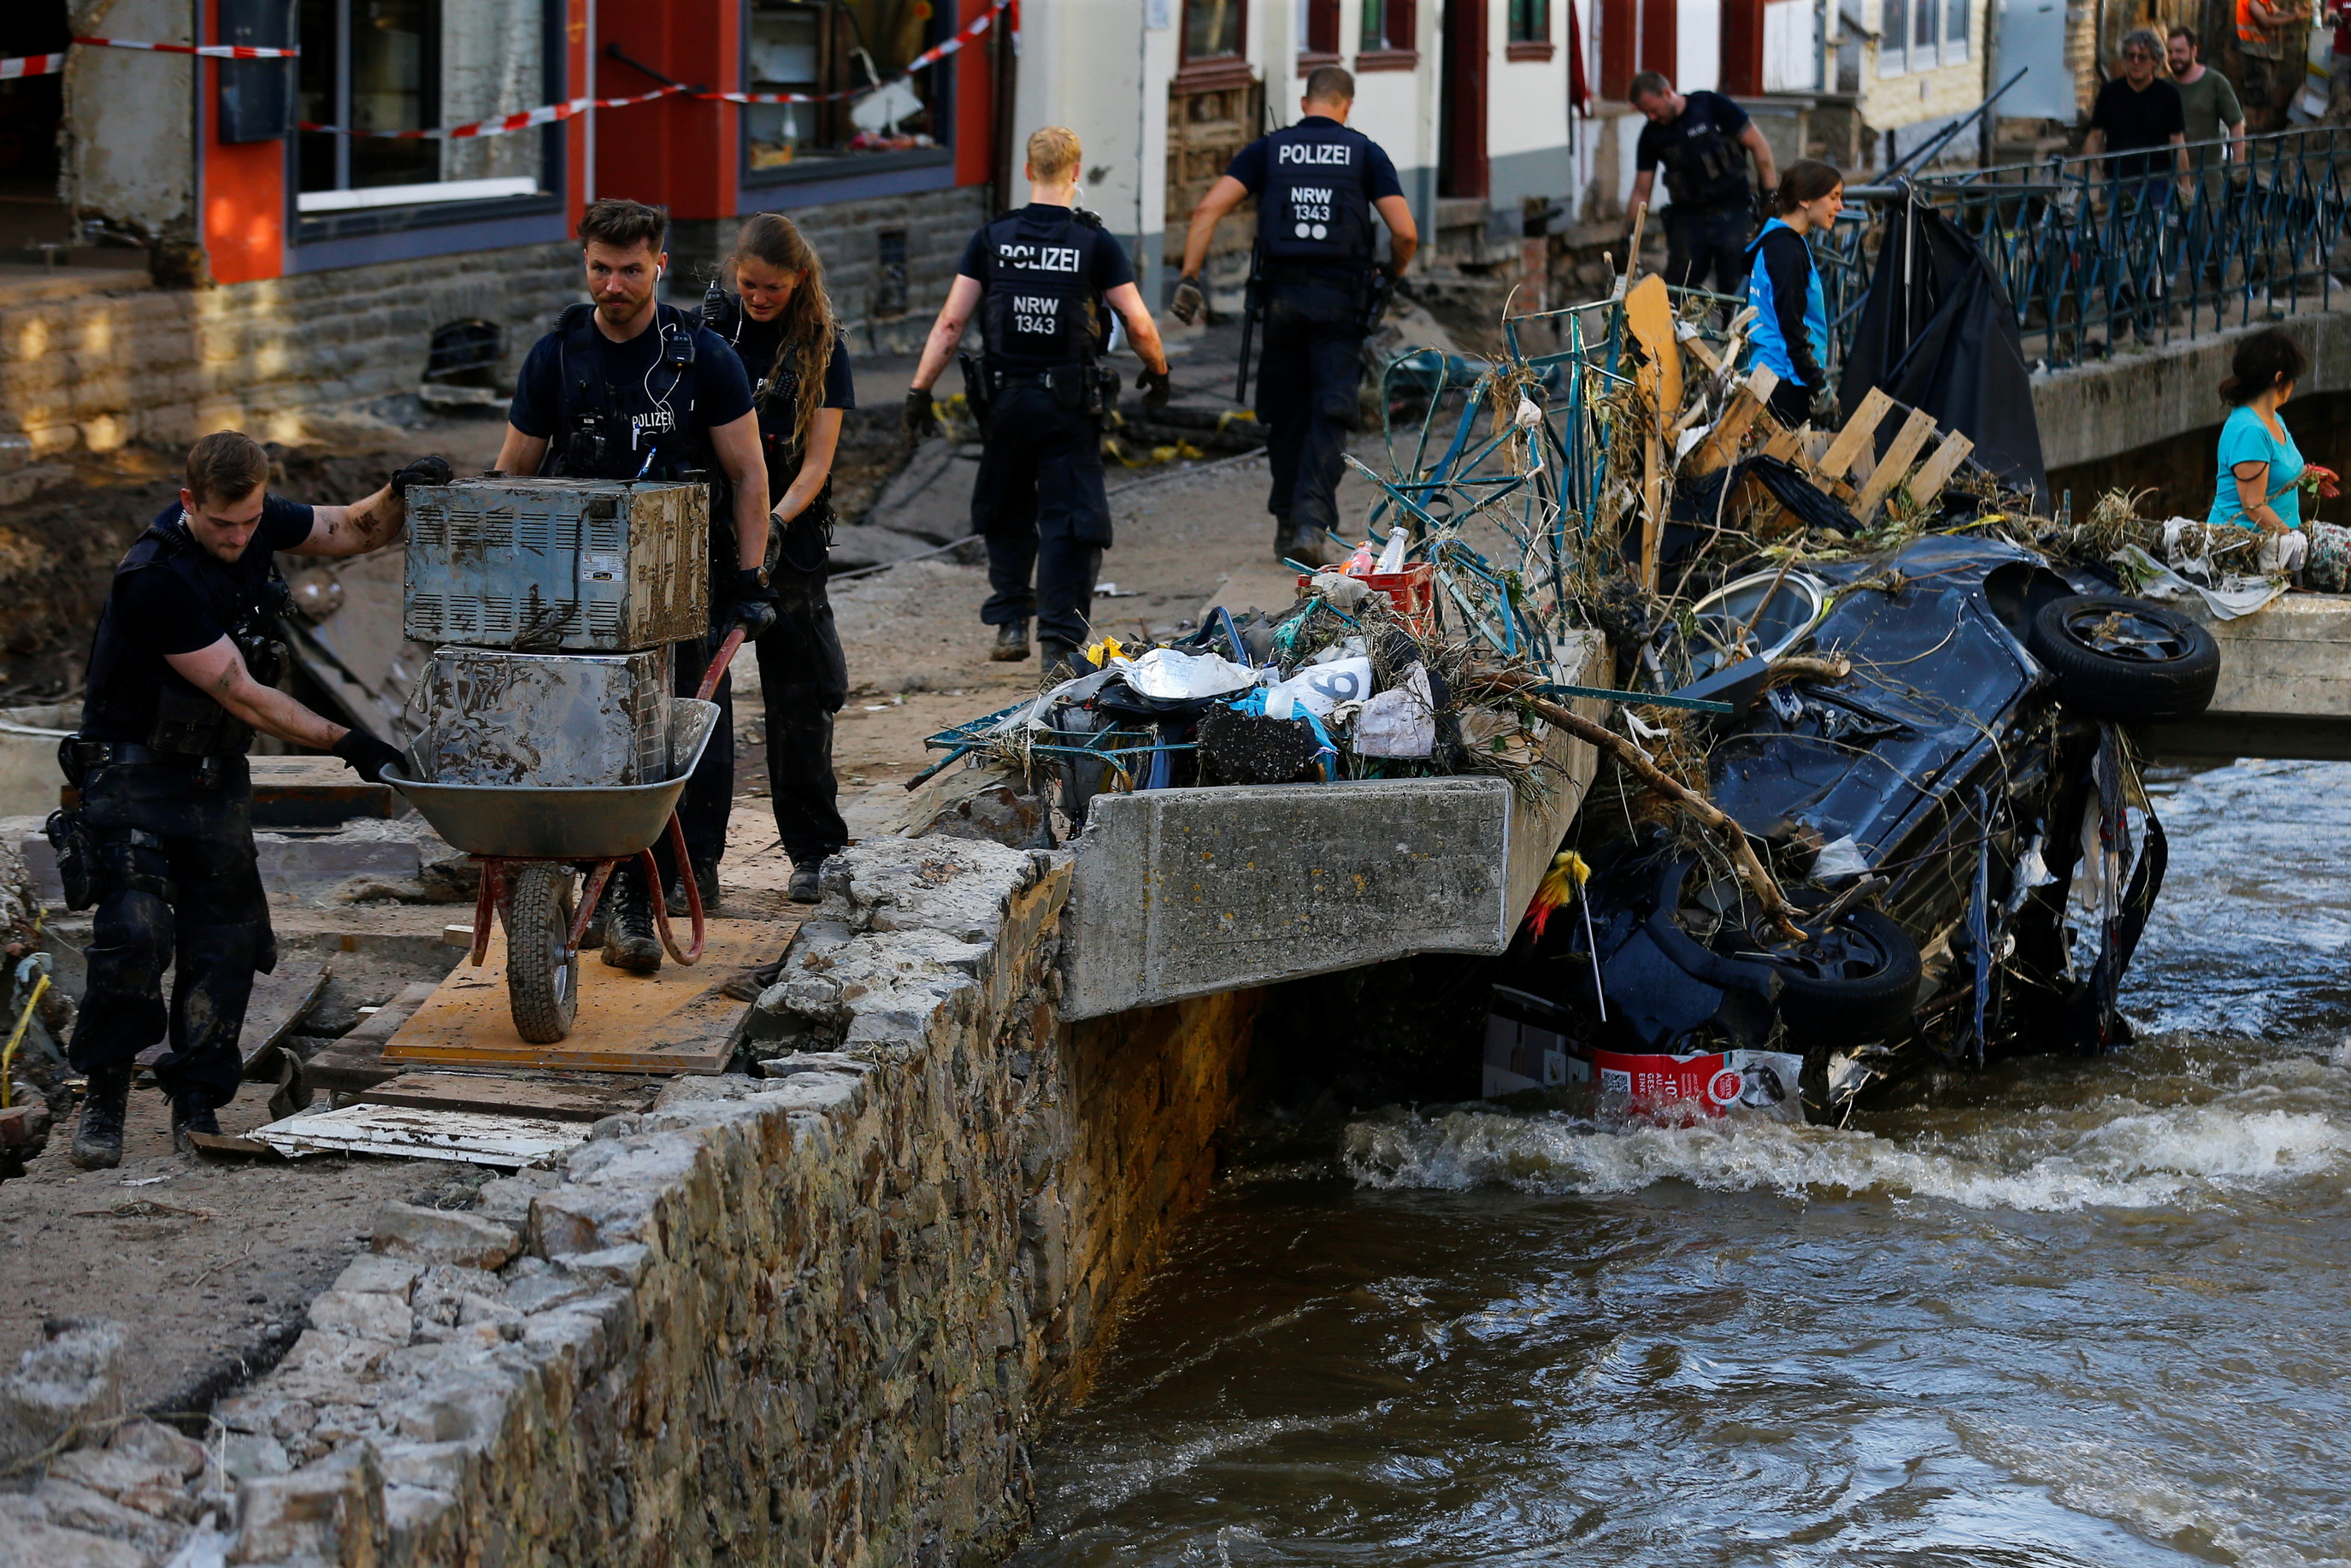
[380,916,800,1075]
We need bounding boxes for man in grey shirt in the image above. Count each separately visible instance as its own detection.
[2168,25,2246,173]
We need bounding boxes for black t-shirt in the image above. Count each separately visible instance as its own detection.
[1224,118,1406,201]
[81,497,315,740]
[2089,78,2187,180]
[506,311,755,456]
[729,320,857,416]
[957,206,1138,294]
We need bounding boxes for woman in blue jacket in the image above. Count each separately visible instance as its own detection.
[1743,160,1844,428]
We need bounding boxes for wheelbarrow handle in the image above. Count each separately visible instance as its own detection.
[698,626,746,704]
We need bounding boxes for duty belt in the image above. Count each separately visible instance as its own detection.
[71,739,237,786]
[987,363,1092,393]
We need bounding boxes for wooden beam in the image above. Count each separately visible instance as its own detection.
[1853,406,1943,522]
[1683,367,1779,477]
[1903,430,1977,513]
[1623,273,1682,416]
[1818,386,1895,481]
[1641,430,1664,592]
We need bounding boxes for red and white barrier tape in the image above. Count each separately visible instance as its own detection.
[0,35,300,79]
[709,0,1011,104]
[299,84,686,141]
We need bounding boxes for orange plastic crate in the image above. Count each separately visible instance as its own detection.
[1296,560,1436,633]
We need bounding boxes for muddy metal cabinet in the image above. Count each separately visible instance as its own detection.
[403,478,709,653]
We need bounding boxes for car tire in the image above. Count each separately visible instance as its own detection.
[2028,593,2220,723]
[1761,907,1923,1046]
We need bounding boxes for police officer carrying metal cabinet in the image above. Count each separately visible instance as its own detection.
[61,431,445,1167]
[496,199,775,974]
[906,127,1172,672]
[1171,66,1418,568]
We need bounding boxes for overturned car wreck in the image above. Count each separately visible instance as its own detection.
[1508,533,2221,1116]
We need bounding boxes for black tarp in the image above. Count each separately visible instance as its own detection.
[1839,194,2049,507]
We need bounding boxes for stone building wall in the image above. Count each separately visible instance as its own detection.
[0,834,1263,1565]
[0,244,582,463]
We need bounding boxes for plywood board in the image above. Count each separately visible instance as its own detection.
[1623,274,1682,415]
[361,1070,665,1122]
[251,1103,587,1168]
[382,918,792,1074]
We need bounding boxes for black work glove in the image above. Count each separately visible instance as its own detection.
[389,455,452,498]
[722,566,778,640]
[1170,274,1206,326]
[332,728,409,784]
[1136,366,1172,413]
[1806,385,1841,426]
[903,387,938,444]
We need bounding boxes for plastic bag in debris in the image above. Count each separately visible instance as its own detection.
[1813,834,1870,879]
[1308,572,1375,610]
[1306,636,1367,667]
[1351,663,1436,757]
[1120,646,1262,701]
[2113,544,2285,622]
[1264,657,1374,718]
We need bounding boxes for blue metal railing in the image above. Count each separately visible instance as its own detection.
[1820,126,2351,372]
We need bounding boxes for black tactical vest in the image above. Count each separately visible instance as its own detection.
[545,301,715,482]
[81,515,287,755]
[1654,99,1753,212]
[1253,121,1377,265]
[976,206,1108,372]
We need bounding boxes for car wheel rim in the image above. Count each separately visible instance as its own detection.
[1755,922,1894,982]
[2064,606,2190,663]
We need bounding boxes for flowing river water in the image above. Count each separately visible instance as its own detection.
[1008,758,2351,1566]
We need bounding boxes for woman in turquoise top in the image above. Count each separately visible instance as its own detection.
[2208,328,2343,586]
[1743,161,1842,429]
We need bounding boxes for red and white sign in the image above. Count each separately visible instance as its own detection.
[1592,1046,1805,1122]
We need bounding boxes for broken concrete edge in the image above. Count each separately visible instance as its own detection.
[0,834,1089,1567]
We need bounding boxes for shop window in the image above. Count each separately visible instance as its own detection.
[745,0,946,176]
[296,0,554,215]
[1361,0,1417,65]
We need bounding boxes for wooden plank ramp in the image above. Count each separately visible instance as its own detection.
[382,914,803,1075]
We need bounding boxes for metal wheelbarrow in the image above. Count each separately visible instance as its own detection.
[382,628,744,1045]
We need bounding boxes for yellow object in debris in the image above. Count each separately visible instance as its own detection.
[1523,851,1591,939]
[1084,634,1129,668]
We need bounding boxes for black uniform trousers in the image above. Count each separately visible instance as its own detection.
[66,757,273,1111]
[1257,277,1369,546]
[1664,206,1755,298]
[973,380,1111,649]
[664,631,735,886]
[756,561,849,867]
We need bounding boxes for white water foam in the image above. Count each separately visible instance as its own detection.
[1342,1098,2351,1212]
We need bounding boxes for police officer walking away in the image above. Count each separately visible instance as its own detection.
[1170,66,1418,569]
[64,431,444,1166]
[906,127,1172,671]
[1625,72,1779,298]
[497,198,775,972]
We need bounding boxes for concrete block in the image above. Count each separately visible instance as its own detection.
[307,1290,417,1344]
[0,1318,127,1467]
[229,1444,386,1565]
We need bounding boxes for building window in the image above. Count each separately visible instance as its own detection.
[297,0,552,214]
[1507,0,1554,58]
[1880,0,1967,73]
[1185,0,1246,61]
[1361,0,1417,64]
[1299,0,1340,67]
[745,1,946,175]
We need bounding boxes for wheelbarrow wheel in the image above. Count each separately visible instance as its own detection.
[504,862,580,1044]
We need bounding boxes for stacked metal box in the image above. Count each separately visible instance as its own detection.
[403,478,709,787]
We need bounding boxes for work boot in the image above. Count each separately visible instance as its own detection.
[169,1098,221,1154]
[991,620,1032,662]
[1038,640,1081,679]
[786,858,825,905]
[667,853,721,916]
[600,863,663,974]
[1275,517,1340,569]
[69,1066,130,1170]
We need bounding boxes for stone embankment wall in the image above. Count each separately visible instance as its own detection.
[0,835,1259,1565]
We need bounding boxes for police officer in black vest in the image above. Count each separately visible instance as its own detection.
[497,199,775,972]
[906,126,1172,671]
[1625,73,1779,299]
[1171,66,1418,567]
[61,431,442,1167]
